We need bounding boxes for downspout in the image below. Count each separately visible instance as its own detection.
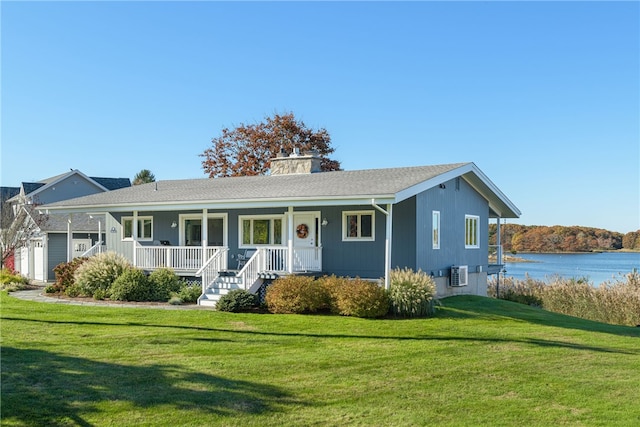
[372,200,392,290]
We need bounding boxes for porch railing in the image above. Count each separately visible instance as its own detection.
[196,247,229,294]
[81,241,105,258]
[236,246,322,290]
[135,244,222,271]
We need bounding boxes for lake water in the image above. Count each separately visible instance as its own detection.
[503,252,640,285]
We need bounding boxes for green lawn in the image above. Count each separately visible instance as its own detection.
[2,292,639,426]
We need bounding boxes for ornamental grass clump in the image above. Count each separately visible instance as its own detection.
[388,267,437,317]
[265,275,328,314]
[487,274,545,307]
[74,251,130,297]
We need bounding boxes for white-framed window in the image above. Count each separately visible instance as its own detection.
[179,213,227,247]
[465,215,479,248]
[122,216,153,241]
[342,210,375,241]
[432,211,440,249]
[239,215,284,247]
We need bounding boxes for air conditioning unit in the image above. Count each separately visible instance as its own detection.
[450,265,468,287]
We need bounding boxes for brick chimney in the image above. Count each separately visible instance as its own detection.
[270,148,322,175]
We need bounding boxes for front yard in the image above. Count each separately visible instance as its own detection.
[2,292,639,426]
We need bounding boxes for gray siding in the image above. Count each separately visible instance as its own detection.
[391,197,416,270]
[34,174,105,205]
[416,177,489,275]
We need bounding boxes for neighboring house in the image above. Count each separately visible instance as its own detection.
[3,170,130,281]
[42,151,520,306]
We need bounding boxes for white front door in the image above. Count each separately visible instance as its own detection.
[292,213,321,271]
[33,240,45,281]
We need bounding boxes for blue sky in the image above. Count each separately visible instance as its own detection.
[2,1,638,233]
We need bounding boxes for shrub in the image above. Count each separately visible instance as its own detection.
[216,289,258,312]
[0,268,30,291]
[74,252,130,297]
[109,267,150,301]
[265,275,328,314]
[148,268,181,301]
[52,257,88,293]
[177,283,202,304]
[321,276,388,318]
[388,268,437,317]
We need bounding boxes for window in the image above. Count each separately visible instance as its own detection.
[239,215,283,246]
[432,211,440,249]
[122,216,153,241]
[465,215,479,248]
[180,214,226,246]
[342,211,375,241]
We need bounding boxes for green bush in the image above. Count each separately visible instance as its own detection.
[109,267,150,301]
[177,283,202,304]
[148,268,181,301]
[0,268,30,291]
[320,276,388,318]
[52,257,88,293]
[216,289,258,312]
[388,268,438,317]
[265,275,328,314]
[74,252,130,297]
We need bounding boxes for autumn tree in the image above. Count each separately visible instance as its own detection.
[201,112,341,178]
[133,169,156,185]
[0,203,48,270]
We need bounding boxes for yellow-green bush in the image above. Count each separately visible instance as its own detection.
[319,275,388,318]
[265,275,328,314]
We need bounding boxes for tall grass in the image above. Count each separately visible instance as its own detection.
[488,271,640,326]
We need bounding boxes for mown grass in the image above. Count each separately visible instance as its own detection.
[2,291,639,426]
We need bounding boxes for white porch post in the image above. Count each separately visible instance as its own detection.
[66,214,73,262]
[496,217,502,265]
[287,206,294,273]
[132,211,138,266]
[201,208,208,264]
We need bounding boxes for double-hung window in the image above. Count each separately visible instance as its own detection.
[465,215,479,248]
[122,216,153,241]
[342,211,375,241]
[239,215,283,247]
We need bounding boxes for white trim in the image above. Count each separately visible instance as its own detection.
[178,212,228,247]
[122,215,153,241]
[342,210,375,242]
[465,214,480,249]
[238,214,286,248]
[432,210,440,250]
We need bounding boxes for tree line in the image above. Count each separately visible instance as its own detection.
[489,224,640,252]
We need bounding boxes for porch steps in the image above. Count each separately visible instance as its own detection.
[198,273,244,307]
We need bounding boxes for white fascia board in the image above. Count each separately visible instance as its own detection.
[43,195,397,214]
[461,165,521,218]
[395,163,474,203]
[29,170,110,200]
